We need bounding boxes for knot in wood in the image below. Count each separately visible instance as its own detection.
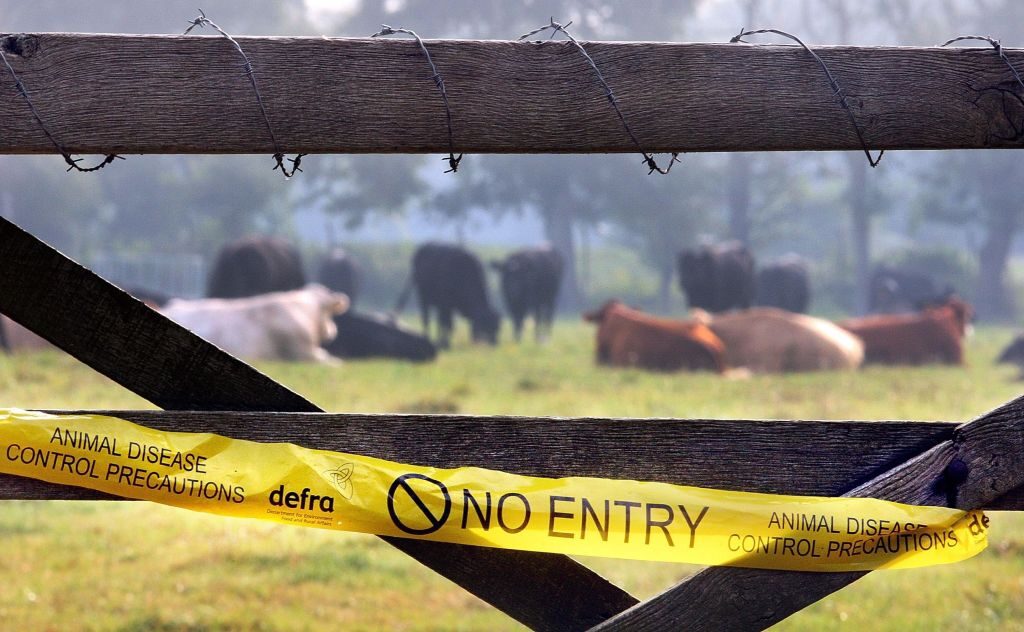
[1,34,39,58]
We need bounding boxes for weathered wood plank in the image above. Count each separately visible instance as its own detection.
[0,218,637,632]
[592,397,1024,631]
[2,34,1024,154]
[0,410,954,498]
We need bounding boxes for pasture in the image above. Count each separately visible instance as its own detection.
[1,321,1023,630]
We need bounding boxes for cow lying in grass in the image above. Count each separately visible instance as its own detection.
[160,284,349,363]
[838,297,972,365]
[583,300,725,373]
[693,307,864,373]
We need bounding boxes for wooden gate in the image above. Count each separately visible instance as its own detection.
[2,33,1024,631]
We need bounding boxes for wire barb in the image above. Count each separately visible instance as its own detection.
[1,39,122,172]
[731,27,885,168]
[184,9,306,178]
[372,24,463,173]
[940,35,1024,94]
[520,17,680,175]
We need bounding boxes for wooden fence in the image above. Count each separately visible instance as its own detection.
[2,33,1024,631]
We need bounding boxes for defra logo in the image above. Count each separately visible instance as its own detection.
[269,485,335,513]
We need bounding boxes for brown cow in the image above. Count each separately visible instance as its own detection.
[838,297,972,365]
[583,300,726,373]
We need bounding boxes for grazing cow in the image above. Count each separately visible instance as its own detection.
[678,241,756,313]
[406,242,501,348]
[756,255,811,314]
[160,284,349,363]
[839,297,972,365]
[693,307,863,373]
[869,266,949,313]
[583,300,725,373]
[318,248,360,308]
[207,236,306,299]
[324,309,437,362]
[998,335,1024,378]
[491,246,563,342]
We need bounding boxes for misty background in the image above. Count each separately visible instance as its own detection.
[1,0,1022,320]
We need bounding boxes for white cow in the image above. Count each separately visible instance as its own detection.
[160,284,349,363]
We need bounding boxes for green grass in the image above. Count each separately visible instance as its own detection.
[1,321,1024,630]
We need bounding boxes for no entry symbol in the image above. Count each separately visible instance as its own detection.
[387,473,452,535]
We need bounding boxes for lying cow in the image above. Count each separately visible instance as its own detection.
[583,300,725,373]
[693,307,863,373]
[160,284,349,363]
[323,309,436,362]
[838,297,972,365]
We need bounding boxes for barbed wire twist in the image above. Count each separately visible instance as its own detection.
[184,9,305,178]
[940,35,1024,92]
[731,27,884,168]
[371,25,463,174]
[1,38,123,172]
[520,17,681,175]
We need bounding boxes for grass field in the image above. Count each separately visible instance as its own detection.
[2,321,1024,630]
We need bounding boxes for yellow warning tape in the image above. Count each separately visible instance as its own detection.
[0,409,988,571]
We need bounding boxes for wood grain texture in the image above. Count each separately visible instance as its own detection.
[0,410,957,499]
[2,34,1024,154]
[592,395,1024,631]
[0,218,636,632]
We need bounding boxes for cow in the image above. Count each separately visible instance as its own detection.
[692,307,863,373]
[869,265,950,314]
[324,309,437,362]
[756,255,811,314]
[207,236,306,299]
[997,335,1024,379]
[317,248,360,308]
[839,297,973,365]
[159,284,349,363]
[404,242,501,348]
[583,300,725,373]
[678,241,756,313]
[491,246,563,342]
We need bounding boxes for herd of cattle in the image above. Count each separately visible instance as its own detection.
[0,235,1019,376]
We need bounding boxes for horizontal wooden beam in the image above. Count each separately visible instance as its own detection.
[3,409,1023,510]
[1,34,1024,154]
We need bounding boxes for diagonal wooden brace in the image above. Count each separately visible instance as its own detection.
[0,217,636,632]
[591,398,1024,631]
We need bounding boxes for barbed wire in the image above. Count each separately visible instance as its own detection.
[519,17,681,176]
[184,9,305,178]
[730,27,884,168]
[940,35,1024,92]
[371,25,463,174]
[1,38,122,172]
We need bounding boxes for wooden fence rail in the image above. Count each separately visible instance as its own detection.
[1,34,1024,155]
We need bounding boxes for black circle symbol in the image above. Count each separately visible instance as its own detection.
[387,473,452,535]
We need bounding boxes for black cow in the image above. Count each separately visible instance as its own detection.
[324,310,436,362]
[491,246,563,342]
[869,266,950,313]
[678,241,756,313]
[407,242,500,348]
[207,236,306,299]
[756,255,811,314]
[317,248,360,308]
